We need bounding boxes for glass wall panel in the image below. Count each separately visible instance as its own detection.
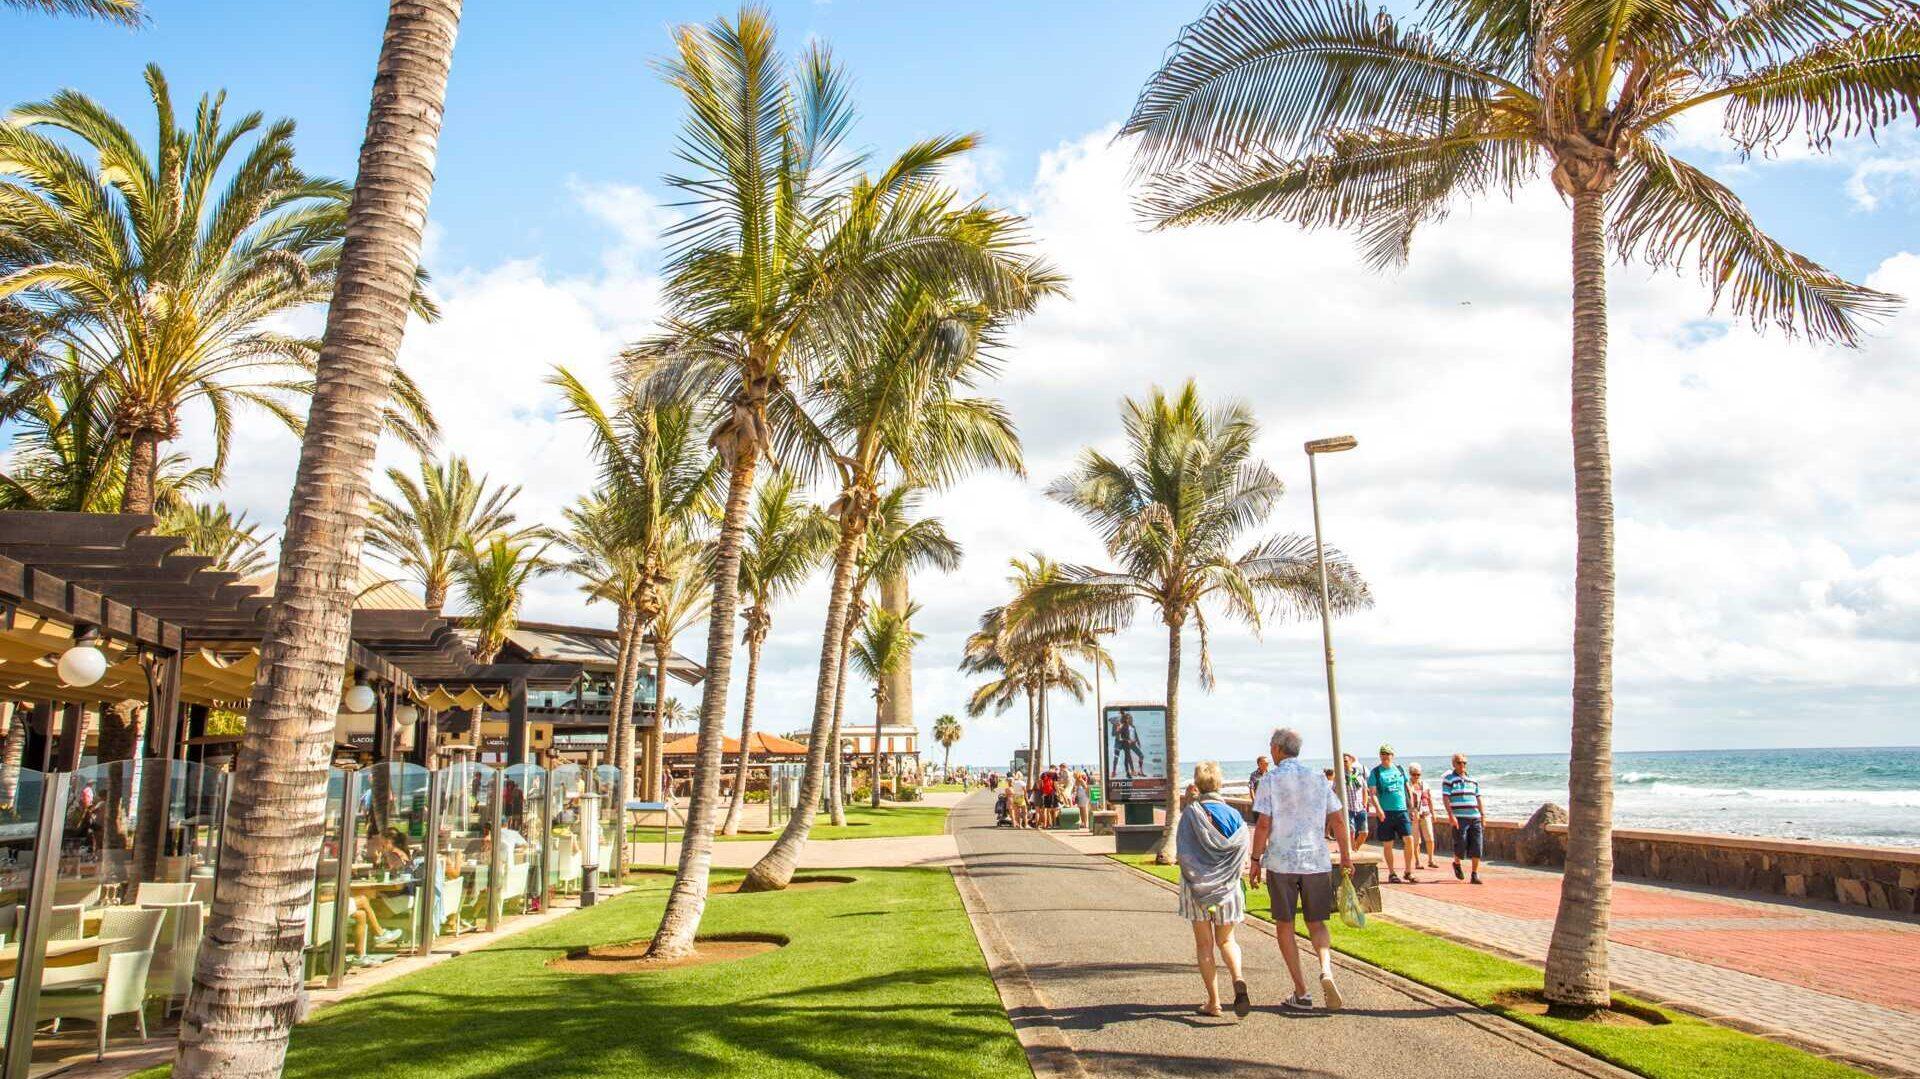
[304,768,347,986]
[437,763,493,937]
[500,765,545,914]
[0,764,48,1073]
[346,761,430,961]
[591,765,621,868]
[547,764,585,896]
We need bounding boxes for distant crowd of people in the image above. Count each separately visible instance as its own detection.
[1175,730,1488,1017]
[984,764,1092,829]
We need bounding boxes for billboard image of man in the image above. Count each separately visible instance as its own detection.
[1111,708,1146,779]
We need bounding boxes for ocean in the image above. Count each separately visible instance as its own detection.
[1188,746,1920,849]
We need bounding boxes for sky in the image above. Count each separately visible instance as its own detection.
[6,1,1920,770]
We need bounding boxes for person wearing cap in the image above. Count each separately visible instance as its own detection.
[1366,744,1420,884]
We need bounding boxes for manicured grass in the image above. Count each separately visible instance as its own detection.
[144,868,1019,1079]
[1115,855,1860,1079]
[715,803,949,842]
[924,782,967,793]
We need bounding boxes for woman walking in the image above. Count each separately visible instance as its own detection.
[1409,764,1440,870]
[1177,761,1251,1017]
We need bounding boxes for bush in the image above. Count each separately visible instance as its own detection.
[744,789,769,804]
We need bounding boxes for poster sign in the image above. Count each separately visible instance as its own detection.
[1103,703,1168,804]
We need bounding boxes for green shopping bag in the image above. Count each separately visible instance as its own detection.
[1337,867,1367,928]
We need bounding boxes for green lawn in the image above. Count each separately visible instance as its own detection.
[1115,856,1859,1079]
[923,782,966,793]
[146,868,1018,1078]
[715,803,949,842]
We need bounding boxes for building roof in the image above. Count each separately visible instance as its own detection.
[662,731,807,756]
[462,620,706,685]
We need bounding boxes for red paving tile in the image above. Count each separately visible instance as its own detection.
[1611,928,1920,1013]
[1400,871,1785,921]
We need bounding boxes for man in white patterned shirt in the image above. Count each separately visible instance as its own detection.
[1250,726,1354,1011]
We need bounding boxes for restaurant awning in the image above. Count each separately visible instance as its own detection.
[661,731,808,757]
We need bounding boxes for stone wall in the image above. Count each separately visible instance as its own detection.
[1433,810,1920,914]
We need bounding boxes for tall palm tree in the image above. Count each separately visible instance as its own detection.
[744,262,1057,888]
[552,367,719,809]
[455,532,555,663]
[0,66,440,513]
[848,605,923,807]
[625,8,1035,954]
[1037,382,1370,864]
[817,487,962,831]
[159,501,275,576]
[368,454,522,612]
[933,713,962,779]
[560,494,647,852]
[1123,0,1910,1005]
[4,0,143,23]
[724,473,831,834]
[174,3,461,1073]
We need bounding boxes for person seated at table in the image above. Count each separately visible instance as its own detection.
[478,820,529,864]
[349,831,407,954]
[417,832,467,934]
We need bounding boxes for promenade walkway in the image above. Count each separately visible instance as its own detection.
[949,793,1618,1078]
[1380,862,1920,1076]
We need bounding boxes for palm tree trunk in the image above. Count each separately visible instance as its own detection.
[827,630,851,826]
[648,450,757,957]
[721,633,763,835]
[870,690,884,809]
[0,702,22,807]
[1025,689,1037,788]
[174,3,461,1072]
[742,510,864,891]
[1545,188,1617,1009]
[1154,621,1182,865]
[423,577,448,613]
[119,427,161,514]
[607,605,636,878]
[646,638,667,800]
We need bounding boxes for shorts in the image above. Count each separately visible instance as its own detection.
[1453,819,1485,859]
[1347,810,1369,838]
[1375,809,1413,842]
[1042,793,1060,809]
[1267,870,1334,924]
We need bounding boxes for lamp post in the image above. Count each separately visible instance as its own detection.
[1305,435,1358,820]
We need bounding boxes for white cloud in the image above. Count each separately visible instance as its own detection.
[193,128,1920,770]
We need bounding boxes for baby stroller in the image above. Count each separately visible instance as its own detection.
[993,791,1012,827]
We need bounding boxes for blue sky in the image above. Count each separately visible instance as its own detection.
[8,2,1920,765]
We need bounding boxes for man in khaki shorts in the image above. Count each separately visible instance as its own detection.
[1249,726,1355,1010]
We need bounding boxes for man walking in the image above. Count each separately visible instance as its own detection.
[1443,753,1486,884]
[1248,755,1270,795]
[1341,753,1369,845]
[1367,744,1420,883]
[1250,727,1354,1011]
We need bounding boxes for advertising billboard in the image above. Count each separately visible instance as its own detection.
[1103,702,1168,804]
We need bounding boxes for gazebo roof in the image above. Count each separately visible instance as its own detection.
[661,731,807,757]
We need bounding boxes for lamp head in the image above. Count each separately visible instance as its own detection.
[1305,435,1358,455]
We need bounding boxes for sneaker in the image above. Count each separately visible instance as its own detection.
[376,928,403,945]
[1471,873,1483,885]
[1319,973,1344,1011]
[1279,994,1314,1012]
[1453,861,1465,880]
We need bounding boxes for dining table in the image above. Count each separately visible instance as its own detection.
[0,935,128,980]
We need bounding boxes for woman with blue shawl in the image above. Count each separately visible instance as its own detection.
[1176,761,1251,1018]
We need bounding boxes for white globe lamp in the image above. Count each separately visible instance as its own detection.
[57,641,108,687]
[343,682,377,714]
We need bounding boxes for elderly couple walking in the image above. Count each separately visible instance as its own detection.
[1177,727,1354,1017]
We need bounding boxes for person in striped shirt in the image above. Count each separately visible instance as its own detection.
[1442,753,1486,884]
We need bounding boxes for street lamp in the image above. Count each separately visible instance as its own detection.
[1305,435,1357,820]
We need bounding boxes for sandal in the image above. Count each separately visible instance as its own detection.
[1232,980,1251,1018]
[1387,873,1402,884]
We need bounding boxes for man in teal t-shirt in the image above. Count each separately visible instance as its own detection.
[1367,744,1420,883]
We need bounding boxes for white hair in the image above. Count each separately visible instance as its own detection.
[1270,727,1304,759]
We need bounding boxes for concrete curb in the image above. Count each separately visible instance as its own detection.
[1087,842,1638,1079]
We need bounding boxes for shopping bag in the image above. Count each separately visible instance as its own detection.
[1337,867,1367,928]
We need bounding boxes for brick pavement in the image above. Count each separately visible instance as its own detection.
[1380,862,1920,1076]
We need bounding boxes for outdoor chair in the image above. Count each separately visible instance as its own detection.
[37,906,162,1060]
[47,904,85,940]
[133,882,195,906]
[139,898,205,1009]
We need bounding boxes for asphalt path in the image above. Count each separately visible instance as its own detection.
[951,792,1607,1078]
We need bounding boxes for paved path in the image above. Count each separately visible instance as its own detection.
[1380,862,1920,1076]
[949,793,1612,1078]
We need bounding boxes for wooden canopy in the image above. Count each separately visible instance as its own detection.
[661,731,807,757]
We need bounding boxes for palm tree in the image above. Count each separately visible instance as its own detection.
[0,347,212,513]
[455,532,556,663]
[0,65,439,513]
[368,455,522,612]
[174,3,461,1073]
[1123,0,1910,1005]
[849,605,923,807]
[1037,382,1370,864]
[159,501,275,576]
[552,367,719,811]
[560,494,647,854]
[932,713,962,779]
[724,473,831,835]
[4,0,143,23]
[625,8,1035,954]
